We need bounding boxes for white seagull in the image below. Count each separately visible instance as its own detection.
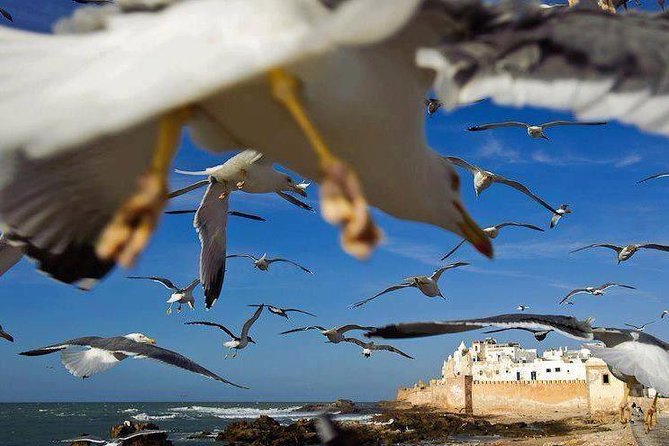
[281,324,373,344]
[127,275,199,314]
[248,304,316,319]
[349,262,469,308]
[571,243,669,263]
[19,333,246,387]
[624,321,655,332]
[226,253,313,275]
[467,120,606,140]
[185,305,264,359]
[560,282,636,305]
[442,222,543,260]
[60,431,168,446]
[343,337,413,359]
[516,305,530,311]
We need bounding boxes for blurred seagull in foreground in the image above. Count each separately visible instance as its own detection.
[349,262,468,308]
[442,222,543,260]
[185,305,264,359]
[624,321,655,331]
[560,282,636,305]
[248,304,316,319]
[484,326,553,342]
[226,253,313,275]
[571,243,669,263]
[367,312,669,431]
[467,120,606,140]
[0,234,23,279]
[0,324,13,342]
[127,275,199,314]
[638,172,669,184]
[343,337,413,359]
[281,324,373,344]
[19,333,246,387]
[60,430,168,446]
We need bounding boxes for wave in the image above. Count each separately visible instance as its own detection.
[133,412,179,421]
[120,408,139,414]
[168,405,312,420]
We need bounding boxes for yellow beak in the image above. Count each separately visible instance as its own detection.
[146,337,157,345]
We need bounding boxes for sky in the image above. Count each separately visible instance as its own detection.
[1,1,668,403]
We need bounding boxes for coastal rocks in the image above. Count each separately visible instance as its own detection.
[298,399,359,414]
[215,415,320,445]
[109,421,173,446]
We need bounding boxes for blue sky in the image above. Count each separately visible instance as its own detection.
[1,1,668,402]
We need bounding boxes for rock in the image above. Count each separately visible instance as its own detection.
[109,420,173,446]
[215,415,319,445]
[298,399,360,414]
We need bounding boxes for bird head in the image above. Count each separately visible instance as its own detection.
[124,333,156,345]
[560,204,572,214]
[281,176,308,197]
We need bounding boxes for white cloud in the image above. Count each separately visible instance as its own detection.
[476,137,523,163]
[530,150,642,168]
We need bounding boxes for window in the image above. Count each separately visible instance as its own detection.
[531,371,537,381]
[546,368,551,373]
[555,368,561,373]
[603,374,610,385]
[516,372,521,381]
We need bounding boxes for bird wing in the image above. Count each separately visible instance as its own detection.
[639,243,669,252]
[430,262,469,281]
[376,343,414,359]
[638,173,669,183]
[541,120,607,128]
[336,324,376,334]
[441,239,466,261]
[184,278,200,292]
[494,222,544,232]
[185,321,237,339]
[127,276,178,291]
[167,179,211,199]
[491,175,557,214]
[467,121,528,131]
[560,289,588,305]
[266,258,313,274]
[283,308,318,317]
[19,337,104,356]
[342,337,367,347]
[0,325,14,342]
[623,323,643,330]
[60,347,123,378]
[227,211,266,222]
[420,3,669,138]
[0,7,12,22]
[226,254,257,261]
[0,0,419,156]
[445,156,480,174]
[280,326,326,335]
[275,192,314,211]
[368,313,593,342]
[598,282,635,291]
[0,235,23,277]
[348,283,412,308]
[570,243,622,254]
[240,305,264,339]
[195,179,230,309]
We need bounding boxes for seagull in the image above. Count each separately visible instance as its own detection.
[170,150,312,211]
[560,283,636,305]
[550,204,572,228]
[0,7,11,22]
[185,305,264,359]
[316,414,354,446]
[60,430,168,446]
[343,337,413,359]
[248,304,316,319]
[424,98,442,116]
[349,262,469,308]
[19,333,246,387]
[516,305,529,311]
[0,324,13,342]
[442,222,543,260]
[368,312,669,431]
[624,321,655,331]
[127,276,199,314]
[661,310,669,319]
[638,173,669,184]
[226,253,313,274]
[467,120,606,140]
[448,157,566,226]
[281,324,374,344]
[570,243,669,263]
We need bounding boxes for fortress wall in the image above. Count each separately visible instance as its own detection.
[396,376,471,412]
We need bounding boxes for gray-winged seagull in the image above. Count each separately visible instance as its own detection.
[248,304,316,319]
[127,275,199,314]
[281,324,373,344]
[638,173,669,184]
[571,243,669,263]
[226,253,313,274]
[442,222,543,260]
[343,337,413,359]
[560,282,636,305]
[467,120,606,140]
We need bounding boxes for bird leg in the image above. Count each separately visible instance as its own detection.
[619,384,631,424]
[236,169,247,190]
[177,304,182,313]
[268,68,382,259]
[97,107,192,267]
[166,303,173,315]
[644,394,659,433]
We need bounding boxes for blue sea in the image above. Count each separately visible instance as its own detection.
[0,402,379,446]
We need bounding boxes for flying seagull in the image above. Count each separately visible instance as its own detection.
[0,324,13,342]
[560,283,636,305]
[248,304,316,319]
[281,324,374,344]
[467,120,606,140]
[368,312,669,431]
[550,204,572,228]
[349,262,468,308]
[343,337,413,359]
[226,253,313,275]
[61,430,168,446]
[0,7,12,22]
[127,276,199,314]
[570,243,669,263]
[516,305,530,312]
[624,321,655,331]
[661,310,669,319]
[19,333,246,387]
[638,173,669,184]
[442,222,543,260]
[185,305,264,359]
[448,157,566,226]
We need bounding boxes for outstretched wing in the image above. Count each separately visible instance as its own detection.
[570,243,622,254]
[639,243,669,253]
[283,308,317,317]
[280,326,327,335]
[491,175,556,214]
[348,283,412,308]
[185,321,236,339]
[494,222,544,232]
[559,289,588,305]
[342,337,367,347]
[445,156,480,174]
[127,275,178,291]
[598,282,635,291]
[337,324,376,334]
[240,305,264,339]
[541,120,607,128]
[184,278,200,292]
[430,262,468,281]
[168,179,211,199]
[267,258,313,274]
[376,343,414,359]
[467,121,528,131]
[0,7,12,22]
[638,173,669,184]
[275,192,314,211]
[441,239,465,261]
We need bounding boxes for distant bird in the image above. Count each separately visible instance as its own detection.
[661,310,669,319]
[226,253,313,274]
[186,305,264,359]
[517,305,529,311]
[281,324,374,344]
[0,7,12,22]
[127,276,199,314]
[349,262,469,308]
[624,321,655,331]
[248,304,316,319]
[447,157,565,226]
[571,243,669,263]
[0,324,13,342]
[166,208,266,222]
[638,173,669,184]
[467,120,606,140]
[424,98,442,116]
[484,327,552,342]
[550,204,572,228]
[560,283,636,305]
[442,222,543,260]
[60,430,167,446]
[19,333,245,387]
[343,337,413,359]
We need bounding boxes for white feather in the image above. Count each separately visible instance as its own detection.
[60,347,122,378]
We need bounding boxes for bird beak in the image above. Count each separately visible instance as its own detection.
[455,204,493,259]
[290,182,309,197]
[146,337,157,345]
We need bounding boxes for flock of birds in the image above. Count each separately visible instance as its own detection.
[0,0,669,440]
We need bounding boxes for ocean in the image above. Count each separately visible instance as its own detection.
[0,402,379,446]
